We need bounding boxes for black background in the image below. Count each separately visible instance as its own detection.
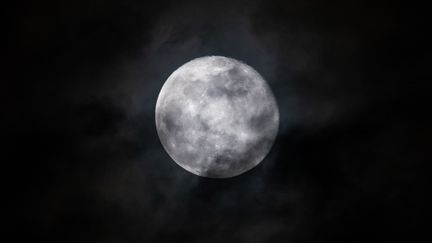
[5,0,429,242]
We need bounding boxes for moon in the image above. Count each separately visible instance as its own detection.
[155,56,279,178]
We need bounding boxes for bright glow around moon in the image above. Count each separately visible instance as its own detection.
[155,56,279,178]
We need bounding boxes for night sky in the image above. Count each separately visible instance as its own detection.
[6,0,429,242]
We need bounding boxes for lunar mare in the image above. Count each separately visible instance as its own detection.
[155,56,279,178]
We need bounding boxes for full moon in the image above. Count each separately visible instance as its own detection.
[155,56,279,178]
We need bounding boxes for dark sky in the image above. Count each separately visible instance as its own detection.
[5,0,429,242]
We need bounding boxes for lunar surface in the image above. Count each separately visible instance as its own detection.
[155,56,279,178]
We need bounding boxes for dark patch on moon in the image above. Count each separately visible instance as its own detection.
[249,107,276,132]
[206,84,249,98]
